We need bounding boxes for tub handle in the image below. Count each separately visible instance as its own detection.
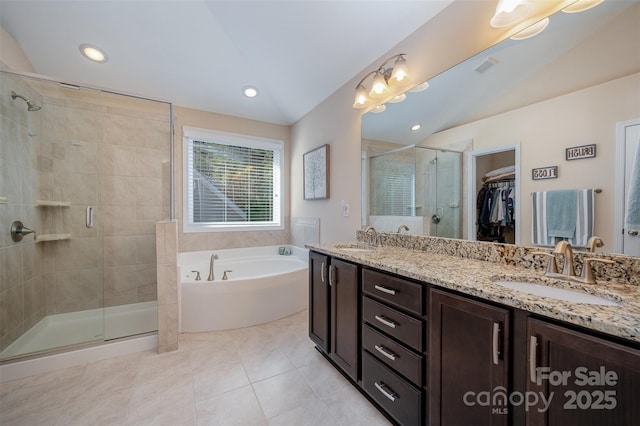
[222,270,232,280]
[321,262,325,283]
[191,270,201,281]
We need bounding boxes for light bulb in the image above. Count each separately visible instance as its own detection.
[390,55,408,83]
[490,0,534,28]
[369,70,388,98]
[353,85,369,108]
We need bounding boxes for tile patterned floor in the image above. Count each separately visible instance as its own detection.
[0,310,391,426]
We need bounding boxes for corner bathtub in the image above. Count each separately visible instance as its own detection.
[178,246,309,332]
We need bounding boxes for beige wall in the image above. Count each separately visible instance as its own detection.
[290,1,570,244]
[173,106,292,252]
[0,26,35,72]
[427,72,640,248]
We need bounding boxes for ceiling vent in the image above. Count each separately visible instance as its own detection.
[474,57,498,74]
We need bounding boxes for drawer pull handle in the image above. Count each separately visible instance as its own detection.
[492,322,500,365]
[374,345,397,361]
[374,285,397,295]
[530,335,538,383]
[375,382,397,402]
[374,315,397,329]
[321,262,325,283]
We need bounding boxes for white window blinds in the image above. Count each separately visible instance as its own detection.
[370,155,415,216]
[184,128,283,231]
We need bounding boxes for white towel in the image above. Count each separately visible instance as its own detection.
[624,143,640,230]
[532,189,594,247]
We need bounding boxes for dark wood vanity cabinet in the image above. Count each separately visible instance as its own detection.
[429,289,510,426]
[526,318,640,426]
[309,251,360,381]
[329,258,359,380]
[309,251,330,352]
[309,251,640,426]
[361,268,426,426]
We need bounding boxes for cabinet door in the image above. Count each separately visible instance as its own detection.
[330,258,359,380]
[430,289,510,426]
[527,318,640,425]
[309,251,330,353]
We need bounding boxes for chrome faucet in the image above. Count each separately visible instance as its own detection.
[364,226,378,247]
[397,224,410,234]
[207,254,219,281]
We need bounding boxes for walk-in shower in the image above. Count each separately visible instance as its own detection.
[0,70,172,362]
[367,144,462,238]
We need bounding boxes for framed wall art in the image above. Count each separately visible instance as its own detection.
[303,144,330,200]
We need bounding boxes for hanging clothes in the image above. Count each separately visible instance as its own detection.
[477,181,515,241]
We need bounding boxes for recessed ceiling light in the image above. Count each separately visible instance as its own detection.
[410,81,429,92]
[410,124,422,131]
[388,94,406,104]
[79,44,108,63]
[243,86,259,98]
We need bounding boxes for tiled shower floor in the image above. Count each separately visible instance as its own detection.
[0,310,391,425]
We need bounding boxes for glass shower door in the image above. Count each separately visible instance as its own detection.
[0,70,170,361]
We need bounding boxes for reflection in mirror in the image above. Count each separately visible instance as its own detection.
[368,145,462,238]
[361,0,640,254]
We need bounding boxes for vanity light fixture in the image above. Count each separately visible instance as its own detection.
[79,44,108,63]
[562,0,605,13]
[243,86,259,98]
[371,104,387,113]
[353,53,409,109]
[490,0,535,28]
[410,124,422,131]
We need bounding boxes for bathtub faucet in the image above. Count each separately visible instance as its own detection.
[208,254,219,281]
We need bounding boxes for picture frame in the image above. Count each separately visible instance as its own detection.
[303,144,330,200]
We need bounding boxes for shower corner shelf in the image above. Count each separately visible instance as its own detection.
[35,234,71,243]
[35,200,70,207]
[0,197,8,204]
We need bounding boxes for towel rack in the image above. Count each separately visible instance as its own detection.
[531,188,602,194]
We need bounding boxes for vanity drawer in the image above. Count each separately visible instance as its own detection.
[363,268,424,316]
[363,324,423,387]
[363,296,423,352]
[362,351,422,426]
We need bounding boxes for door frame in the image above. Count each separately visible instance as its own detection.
[466,143,521,244]
[614,118,640,253]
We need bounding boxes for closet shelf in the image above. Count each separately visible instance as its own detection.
[35,200,70,207]
[35,234,71,243]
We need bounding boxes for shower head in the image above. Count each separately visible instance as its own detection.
[11,91,41,111]
[429,157,438,165]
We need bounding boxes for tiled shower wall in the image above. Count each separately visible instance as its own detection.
[0,73,46,352]
[0,72,171,352]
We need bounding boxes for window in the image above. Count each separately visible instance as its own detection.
[183,127,284,232]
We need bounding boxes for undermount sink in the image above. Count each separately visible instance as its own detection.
[494,280,621,306]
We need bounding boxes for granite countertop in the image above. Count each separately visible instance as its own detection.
[308,242,640,344]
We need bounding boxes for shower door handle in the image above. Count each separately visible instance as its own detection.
[629,229,639,236]
[86,206,94,228]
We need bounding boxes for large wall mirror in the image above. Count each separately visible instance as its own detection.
[361,0,639,255]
